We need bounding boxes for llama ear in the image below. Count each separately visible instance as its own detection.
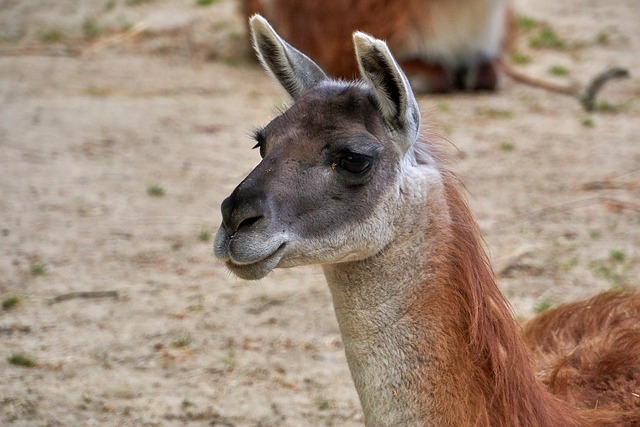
[249,15,327,99]
[353,32,420,152]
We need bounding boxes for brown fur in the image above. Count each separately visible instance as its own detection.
[415,142,640,425]
[523,291,640,421]
[411,156,584,426]
[242,0,516,92]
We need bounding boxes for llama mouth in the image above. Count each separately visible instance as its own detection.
[224,242,287,280]
[213,225,289,280]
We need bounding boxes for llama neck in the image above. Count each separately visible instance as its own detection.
[322,176,585,427]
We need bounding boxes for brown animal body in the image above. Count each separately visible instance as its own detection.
[214,15,640,426]
[242,0,513,92]
[523,291,640,421]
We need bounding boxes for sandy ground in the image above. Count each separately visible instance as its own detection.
[1,0,639,425]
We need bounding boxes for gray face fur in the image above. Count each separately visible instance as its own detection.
[214,15,422,280]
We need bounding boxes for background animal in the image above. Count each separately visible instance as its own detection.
[242,0,515,93]
[215,15,640,426]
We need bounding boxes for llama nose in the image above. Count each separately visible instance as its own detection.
[220,193,266,236]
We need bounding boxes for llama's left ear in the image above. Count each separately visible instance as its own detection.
[250,15,327,100]
[354,32,420,153]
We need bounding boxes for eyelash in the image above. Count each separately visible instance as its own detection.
[252,130,266,158]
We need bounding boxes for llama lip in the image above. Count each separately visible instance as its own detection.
[225,242,286,280]
[214,224,287,266]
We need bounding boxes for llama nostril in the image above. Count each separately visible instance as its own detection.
[236,215,263,233]
[220,193,266,235]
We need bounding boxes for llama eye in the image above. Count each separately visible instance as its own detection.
[338,153,372,174]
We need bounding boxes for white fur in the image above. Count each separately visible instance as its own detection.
[399,0,508,66]
[323,155,448,426]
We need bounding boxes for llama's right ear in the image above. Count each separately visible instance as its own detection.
[354,32,420,153]
[249,15,327,100]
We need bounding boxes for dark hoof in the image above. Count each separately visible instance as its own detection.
[471,60,499,92]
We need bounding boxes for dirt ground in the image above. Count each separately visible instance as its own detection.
[1,0,639,425]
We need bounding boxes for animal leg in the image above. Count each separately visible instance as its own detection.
[455,59,500,92]
[399,59,454,94]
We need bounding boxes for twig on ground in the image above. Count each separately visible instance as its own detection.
[500,60,630,112]
[580,180,639,191]
[0,325,32,335]
[0,45,81,57]
[580,67,630,112]
[82,21,148,56]
[49,291,119,304]
[500,59,579,96]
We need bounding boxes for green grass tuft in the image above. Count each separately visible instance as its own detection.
[581,117,595,128]
[510,51,532,65]
[39,29,65,44]
[313,396,334,411]
[30,261,46,277]
[172,331,193,348]
[475,107,513,119]
[126,0,156,5]
[8,353,37,368]
[147,184,165,197]
[516,15,538,32]
[198,229,211,242]
[530,27,566,50]
[609,249,626,262]
[534,298,553,313]
[499,142,516,152]
[548,65,570,76]
[2,295,22,310]
[595,31,609,45]
[83,17,103,40]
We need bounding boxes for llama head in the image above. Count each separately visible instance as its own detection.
[214,15,432,280]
